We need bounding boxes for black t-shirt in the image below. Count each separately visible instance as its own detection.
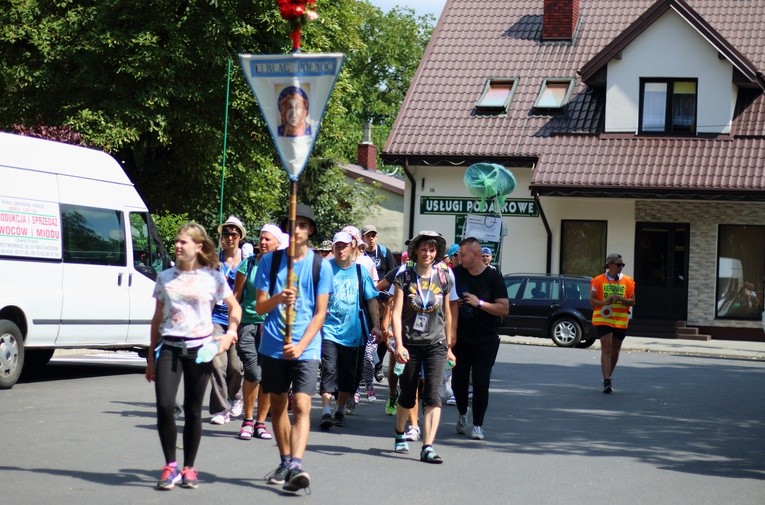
[366,245,397,279]
[453,265,507,344]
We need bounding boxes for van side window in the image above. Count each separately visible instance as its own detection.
[130,212,168,280]
[61,205,126,266]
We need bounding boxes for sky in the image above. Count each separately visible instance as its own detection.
[369,0,447,19]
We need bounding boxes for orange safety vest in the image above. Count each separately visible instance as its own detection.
[591,273,635,329]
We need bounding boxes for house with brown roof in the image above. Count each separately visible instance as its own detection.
[382,0,765,340]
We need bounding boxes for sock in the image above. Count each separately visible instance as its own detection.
[395,429,406,436]
[289,457,303,469]
[167,461,177,468]
[422,444,432,451]
[280,455,290,466]
[244,417,254,422]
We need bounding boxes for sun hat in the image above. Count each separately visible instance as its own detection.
[407,230,446,260]
[217,215,246,240]
[361,224,378,236]
[281,204,318,237]
[332,231,354,245]
[605,253,622,267]
[317,240,333,252]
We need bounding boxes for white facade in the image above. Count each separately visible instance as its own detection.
[605,9,735,134]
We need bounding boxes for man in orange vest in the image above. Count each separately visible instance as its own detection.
[590,253,636,393]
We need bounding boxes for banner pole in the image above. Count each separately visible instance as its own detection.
[283,180,298,344]
[218,57,232,226]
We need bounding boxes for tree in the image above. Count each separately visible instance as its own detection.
[0,0,432,235]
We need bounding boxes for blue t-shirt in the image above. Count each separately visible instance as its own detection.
[323,259,379,347]
[254,250,333,360]
[212,251,241,326]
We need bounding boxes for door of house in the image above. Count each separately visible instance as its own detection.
[633,223,689,320]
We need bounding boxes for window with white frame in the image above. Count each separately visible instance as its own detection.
[639,78,697,134]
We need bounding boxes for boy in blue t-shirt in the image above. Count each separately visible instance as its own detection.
[318,231,380,431]
[254,205,332,494]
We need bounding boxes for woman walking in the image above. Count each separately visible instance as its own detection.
[146,222,241,490]
[391,231,455,463]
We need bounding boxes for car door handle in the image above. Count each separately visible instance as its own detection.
[117,273,123,286]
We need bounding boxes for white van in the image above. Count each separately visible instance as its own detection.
[0,133,170,388]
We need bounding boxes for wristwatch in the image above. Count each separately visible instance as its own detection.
[478,299,484,308]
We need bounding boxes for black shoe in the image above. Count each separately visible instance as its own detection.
[319,413,333,431]
[282,467,310,493]
[374,363,384,382]
[332,411,345,427]
[603,378,613,394]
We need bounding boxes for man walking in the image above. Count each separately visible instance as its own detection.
[319,231,381,430]
[254,204,333,493]
[452,237,509,440]
[590,253,636,393]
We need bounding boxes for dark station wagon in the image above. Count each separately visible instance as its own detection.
[500,274,597,348]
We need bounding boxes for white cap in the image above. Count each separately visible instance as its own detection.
[332,231,354,245]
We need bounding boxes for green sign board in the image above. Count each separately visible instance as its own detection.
[420,197,538,216]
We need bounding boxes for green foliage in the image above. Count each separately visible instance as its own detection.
[152,211,191,255]
[0,0,432,227]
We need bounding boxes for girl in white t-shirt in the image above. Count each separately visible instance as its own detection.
[145,222,241,491]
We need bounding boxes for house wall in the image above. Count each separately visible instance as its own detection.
[345,174,405,252]
[605,9,734,134]
[636,200,765,330]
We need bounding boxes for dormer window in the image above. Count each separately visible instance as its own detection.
[533,78,575,109]
[639,79,697,134]
[475,78,518,115]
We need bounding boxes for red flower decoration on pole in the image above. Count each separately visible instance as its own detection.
[275,0,318,52]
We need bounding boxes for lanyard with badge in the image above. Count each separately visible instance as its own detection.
[413,270,435,332]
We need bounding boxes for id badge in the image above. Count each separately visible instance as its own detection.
[414,313,428,332]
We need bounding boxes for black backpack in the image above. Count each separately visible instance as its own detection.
[267,249,324,302]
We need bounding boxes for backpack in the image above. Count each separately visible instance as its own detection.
[355,264,373,340]
[268,249,323,301]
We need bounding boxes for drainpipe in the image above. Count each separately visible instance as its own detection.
[533,190,552,274]
[403,158,416,242]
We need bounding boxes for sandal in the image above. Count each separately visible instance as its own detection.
[254,422,273,440]
[238,420,254,440]
[420,446,443,464]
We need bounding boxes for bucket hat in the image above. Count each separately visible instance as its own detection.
[217,215,246,240]
[407,230,446,260]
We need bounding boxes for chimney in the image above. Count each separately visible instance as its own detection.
[542,0,580,41]
[356,121,377,171]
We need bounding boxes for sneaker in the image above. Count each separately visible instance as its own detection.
[282,467,311,493]
[471,425,485,440]
[385,395,398,416]
[353,391,361,404]
[374,366,384,383]
[456,411,469,435]
[265,463,290,485]
[603,378,613,394]
[181,467,198,489]
[238,419,255,440]
[210,411,230,425]
[230,398,244,418]
[344,397,356,415]
[446,395,456,406]
[366,386,377,403]
[404,425,421,441]
[319,413,333,431]
[332,411,346,427]
[156,465,181,490]
[394,435,410,454]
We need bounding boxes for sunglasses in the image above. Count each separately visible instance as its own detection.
[222,231,240,237]
[451,253,459,257]
[613,263,625,268]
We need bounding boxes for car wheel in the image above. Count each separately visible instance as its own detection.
[0,320,24,389]
[576,338,596,349]
[550,317,582,347]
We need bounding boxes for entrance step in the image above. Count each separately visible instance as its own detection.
[628,320,712,341]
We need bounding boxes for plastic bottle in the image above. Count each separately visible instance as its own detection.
[446,359,455,369]
[195,340,221,364]
[393,350,408,376]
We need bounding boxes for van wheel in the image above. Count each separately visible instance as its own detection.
[550,317,582,347]
[0,320,24,389]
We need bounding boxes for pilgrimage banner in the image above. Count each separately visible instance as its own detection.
[239,53,345,181]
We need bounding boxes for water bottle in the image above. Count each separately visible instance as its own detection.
[195,340,220,364]
[393,350,408,376]
[446,359,455,369]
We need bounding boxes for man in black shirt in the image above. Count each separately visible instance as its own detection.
[452,237,509,441]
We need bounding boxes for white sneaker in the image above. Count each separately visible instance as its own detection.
[210,411,230,425]
[230,398,244,418]
[404,425,421,441]
[471,425,484,440]
[456,414,468,434]
[446,395,456,406]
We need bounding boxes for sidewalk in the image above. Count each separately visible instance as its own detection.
[500,334,765,361]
